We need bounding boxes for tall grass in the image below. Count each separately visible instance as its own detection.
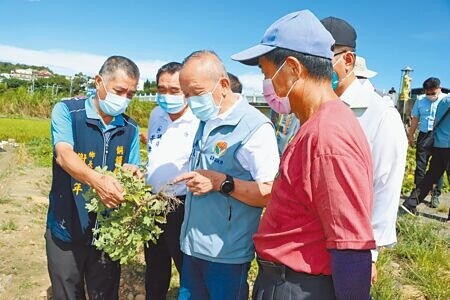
[0,87,156,128]
[0,87,57,118]
[370,249,402,299]
[371,216,450,299]
[127,99,157,127]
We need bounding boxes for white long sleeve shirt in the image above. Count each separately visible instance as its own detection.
[341,79,408,261]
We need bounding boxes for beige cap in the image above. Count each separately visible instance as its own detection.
[354,56,377,78]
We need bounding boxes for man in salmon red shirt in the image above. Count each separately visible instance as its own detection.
[232,10,375,299]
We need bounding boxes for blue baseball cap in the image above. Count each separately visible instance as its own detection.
[231,10,335,66]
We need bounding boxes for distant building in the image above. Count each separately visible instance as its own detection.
[10,68,53,81]
[37,70,53,79]
[0,73,11,79]
[10,68,34,81]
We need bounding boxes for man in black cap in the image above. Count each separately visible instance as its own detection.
[322,16,408,284]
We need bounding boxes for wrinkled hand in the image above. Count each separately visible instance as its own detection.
[92,173,124,208]
[122,163,143,179]
[173,170,224,196]
[139,132,148,144]
[371,262,378,285]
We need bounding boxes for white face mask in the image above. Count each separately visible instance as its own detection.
[97,76,131,116]
[425,91,439,102]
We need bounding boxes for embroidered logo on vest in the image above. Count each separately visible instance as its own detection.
[213,141,228,157]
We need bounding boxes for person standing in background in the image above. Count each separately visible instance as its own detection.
[322,16,408,284]
[144,62,199,300]
[406,77,447,209]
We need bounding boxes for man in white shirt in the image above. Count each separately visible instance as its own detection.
[322,16,408,283]
[144,62,199,300]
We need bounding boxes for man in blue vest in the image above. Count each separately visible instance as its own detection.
[46,56,141,299]
[174,50,280,299]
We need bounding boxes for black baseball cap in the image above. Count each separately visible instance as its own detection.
[321,17,357,49]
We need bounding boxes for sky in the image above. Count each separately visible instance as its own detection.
[1,0,449,94]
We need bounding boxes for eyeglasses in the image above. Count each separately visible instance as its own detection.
[333,50,348,57]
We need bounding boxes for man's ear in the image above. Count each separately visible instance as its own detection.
[220,77,230,96]
[286,56,307,80]
[94,75,102,88]
[343,52,356,68]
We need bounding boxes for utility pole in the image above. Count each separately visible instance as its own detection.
[69,76,73,97]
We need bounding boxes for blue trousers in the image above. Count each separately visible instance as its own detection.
[178,254,250,300]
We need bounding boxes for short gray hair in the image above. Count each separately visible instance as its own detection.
[99,56,140,81]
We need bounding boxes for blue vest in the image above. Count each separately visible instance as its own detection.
[47,98,138,244]
[180,99,270,264]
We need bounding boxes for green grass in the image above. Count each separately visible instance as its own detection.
[27,137,53,167]
[1,218,18,231]
[371,215,450,299]
[127,99,157,128]
[0,117,52,167]
[0,117,50,143]
[0,87,57,118]
[0,112,152,168]
[370,249,402,299]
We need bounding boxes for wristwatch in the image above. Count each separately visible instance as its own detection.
[220,174,235,195]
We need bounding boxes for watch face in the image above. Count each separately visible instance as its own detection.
[221,180,234,194]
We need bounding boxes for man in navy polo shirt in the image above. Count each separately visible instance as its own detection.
[46,56,141,299]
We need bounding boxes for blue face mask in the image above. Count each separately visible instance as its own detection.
[156,94,186,114]
[331,71,339,90]
[98,76,131,116]
[187,80,222,121]
[331,53,354,91]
